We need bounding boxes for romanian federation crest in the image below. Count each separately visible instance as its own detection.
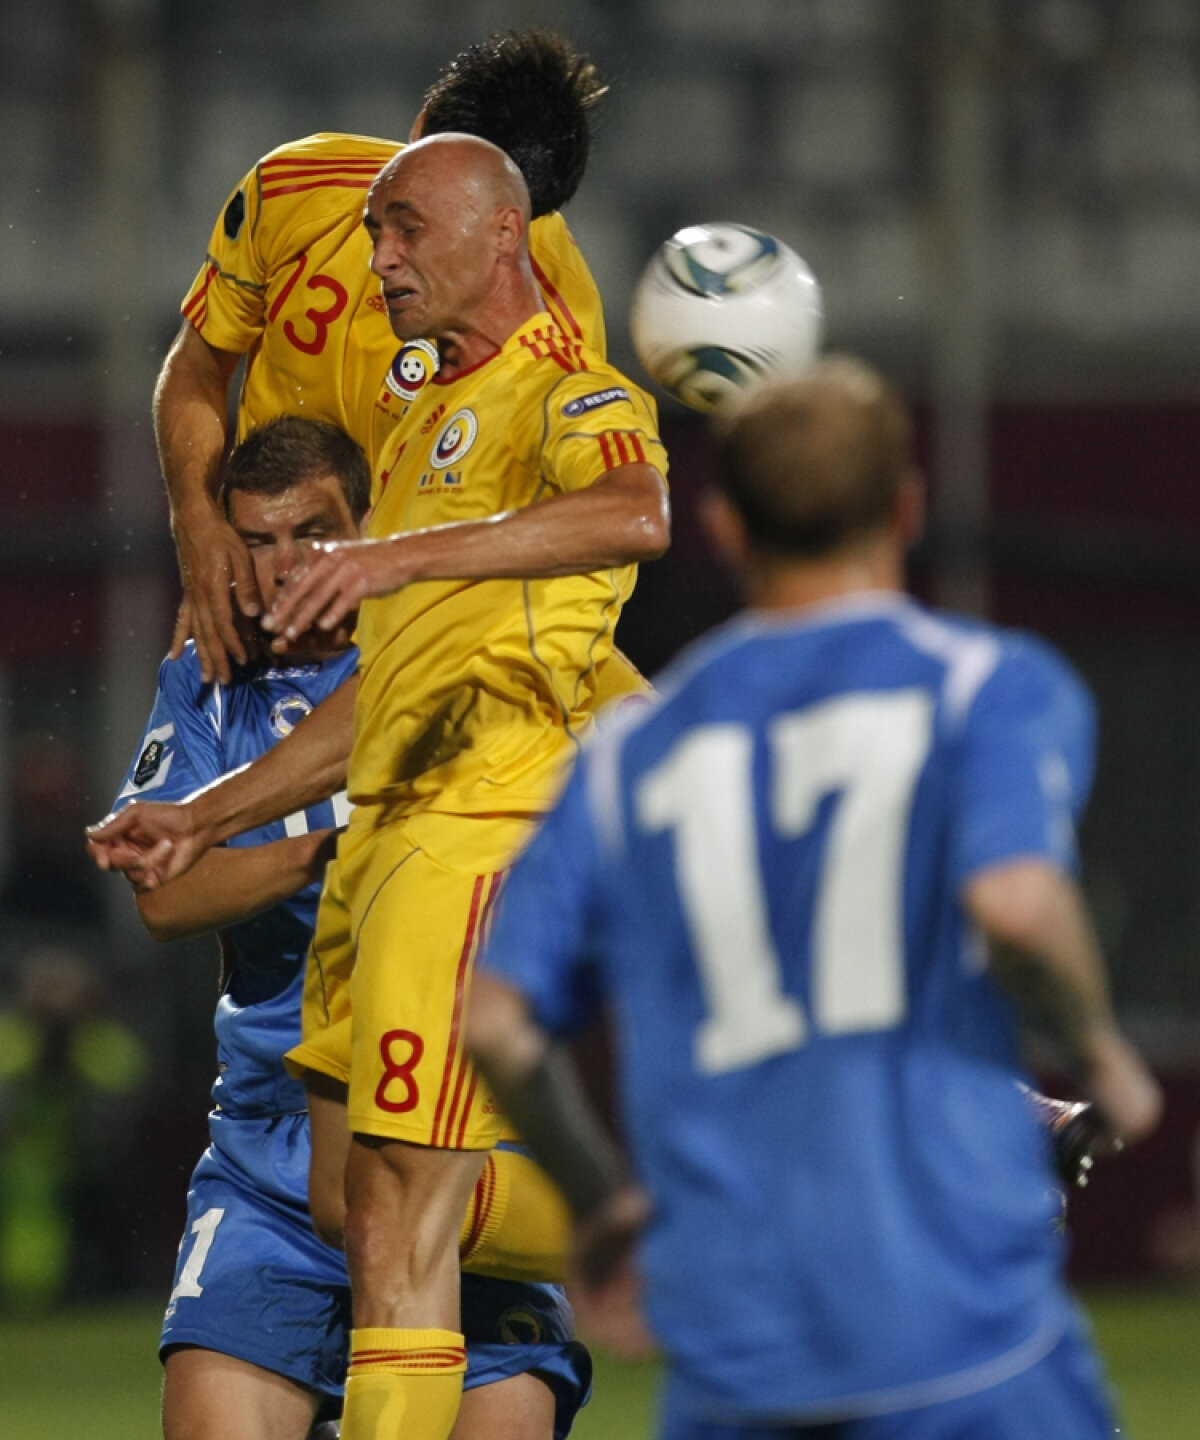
[385,339,439,401]
[430,409,478,470]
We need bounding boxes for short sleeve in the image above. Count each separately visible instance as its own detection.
[112,652,224,812]
[539,369,669,496]
[951,637,1097,884]
[482,760,607,1037]
[179,160,269,353]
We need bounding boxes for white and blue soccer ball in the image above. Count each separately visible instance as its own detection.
[630,223,824,413]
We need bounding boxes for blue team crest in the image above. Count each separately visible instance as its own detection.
[430,408,478,470]
[270,694,313,737]
[385,340,439,401]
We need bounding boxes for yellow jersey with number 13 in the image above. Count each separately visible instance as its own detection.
[351,314,667,815]
[179,133,606,469]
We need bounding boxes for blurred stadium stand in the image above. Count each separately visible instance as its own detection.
[2,0,1200,1291]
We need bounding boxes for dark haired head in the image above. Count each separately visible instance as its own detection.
[224,417,371,522]
[420,30,605,218]
[711,358,915,559]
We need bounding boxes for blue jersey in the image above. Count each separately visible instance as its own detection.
[115,643,357,1145]
[482,594,1097,1424]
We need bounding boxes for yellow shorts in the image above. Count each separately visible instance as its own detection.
[288,809,536,1148]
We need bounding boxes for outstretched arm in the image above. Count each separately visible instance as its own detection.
[264,464,670,645]
[966,858,1162,1146]
[134,828,338,942]
[154,320,260,683]
[87,674,357,890]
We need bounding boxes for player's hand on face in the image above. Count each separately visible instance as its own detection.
[170,506,264,684]
[85,800,204,890]
[262,537,408,652]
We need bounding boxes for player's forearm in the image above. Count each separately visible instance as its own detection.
[190,676,357,845]
[467,973,632,1221]
[153,320,242,521]
[402,464,670,579]
[136,830,336,941]
[968,861,1162,1144]
[967,860,1117,1069]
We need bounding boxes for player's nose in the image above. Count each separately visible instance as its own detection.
[370,236,399,277]
[274,538,301,584]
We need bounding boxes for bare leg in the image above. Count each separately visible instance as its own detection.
[452,1373,557,1440]
[344,1135,486,1327]
[305,1070,351,1250]
[163,1347,321,1440]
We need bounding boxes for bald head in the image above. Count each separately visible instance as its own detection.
[365,132,538,346]
[711,357,916,558]
[376,133,531,227]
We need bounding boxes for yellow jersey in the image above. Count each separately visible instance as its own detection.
[180,133,606,469]
[351,314,667,814]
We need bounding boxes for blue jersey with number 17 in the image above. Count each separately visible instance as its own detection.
[482,593,1098,1425]
[114,642,358,1137]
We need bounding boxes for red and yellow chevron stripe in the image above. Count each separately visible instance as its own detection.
[519,324,588,375]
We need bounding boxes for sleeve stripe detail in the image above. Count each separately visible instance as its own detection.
[182,263,219,327]
[261,178,374,200]
[598,431,648,469]
[530,253,583,341]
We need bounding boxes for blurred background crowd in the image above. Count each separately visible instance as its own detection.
[2,0,1200,1311]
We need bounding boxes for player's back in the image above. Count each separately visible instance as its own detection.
[581,592,1095,1420]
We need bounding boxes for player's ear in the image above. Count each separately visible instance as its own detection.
[495,204,527,256]
[409,106,427,142]
[698,487,749,570]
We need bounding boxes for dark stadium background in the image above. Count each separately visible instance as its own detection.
[2,3,1199,1426]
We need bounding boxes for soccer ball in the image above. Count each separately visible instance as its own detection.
[630,223,824,413]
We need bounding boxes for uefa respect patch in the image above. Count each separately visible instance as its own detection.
[563,386,630,418]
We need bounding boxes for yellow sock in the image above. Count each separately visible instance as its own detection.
[341,1327,466,1440]
[459,1148,571,1282]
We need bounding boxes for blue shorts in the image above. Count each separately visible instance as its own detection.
[162,1138,591,1436]
[660,1314,1117,1440]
